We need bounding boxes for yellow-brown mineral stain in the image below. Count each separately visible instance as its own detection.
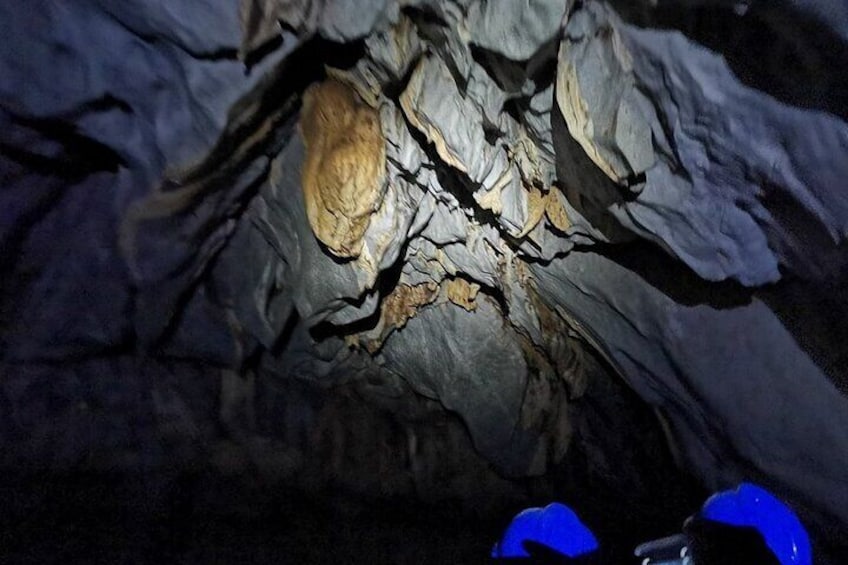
[446,277,480,311]
[300,80,386,258]
[544,187,572,233]
[519,186,547,238]
[382,282,439,330]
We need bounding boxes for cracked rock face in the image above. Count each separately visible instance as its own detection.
[2,0,848,561]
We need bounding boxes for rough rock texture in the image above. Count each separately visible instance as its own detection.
[300,79,386,258]
[2,0,848,561]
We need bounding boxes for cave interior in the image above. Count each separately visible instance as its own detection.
[1,0,848,563]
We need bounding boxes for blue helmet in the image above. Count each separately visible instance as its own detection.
[699,483,811,565]
[492,502,599,560]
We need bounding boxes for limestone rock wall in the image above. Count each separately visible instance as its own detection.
[2,0,847,559]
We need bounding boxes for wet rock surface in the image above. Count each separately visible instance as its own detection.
[2,0,847,562]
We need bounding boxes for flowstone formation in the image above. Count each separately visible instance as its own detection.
[300,79,387,258]
[2,0,848,561]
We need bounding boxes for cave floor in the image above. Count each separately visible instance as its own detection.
[0,472,503,565]
[0,465,704,564]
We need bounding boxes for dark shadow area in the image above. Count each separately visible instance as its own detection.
[575,191,848,397]
[169,35,365,189]
[0,112,126,179]
[574,231,848,396]
[614,1,848,121]
[495,541,600,564]
[552,350,707,564]
[550,90,637,244]
[582,239,755,310]
[468,36,560,100]
[0,107,127,276]
[684,518,781,565]
[743,178,848,395]
[755,179,848,284]
[125,37,367,357]
[308,239,410,342]
[244,34,286,70]
[469,34,560,96]
[470,45,529,95]
[402,6,469,95]
[387,82,536,255]
[758,275,848,397]
[0,349,708,565]
[0,471,504,565]
[271,309,300,356]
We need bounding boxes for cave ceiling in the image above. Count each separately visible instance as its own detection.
[1,0,848,556]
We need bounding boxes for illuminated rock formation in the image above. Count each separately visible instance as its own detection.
[2,0,847,561]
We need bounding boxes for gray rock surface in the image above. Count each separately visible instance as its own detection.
[381,299,539,476]
[532,250,848,528]
[615,18,848,286]
[2,0,848,558]
[466,0,568,61]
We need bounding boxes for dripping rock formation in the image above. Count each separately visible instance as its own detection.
[1,0,847,562]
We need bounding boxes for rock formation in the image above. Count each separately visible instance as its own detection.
[1,0,847,561]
